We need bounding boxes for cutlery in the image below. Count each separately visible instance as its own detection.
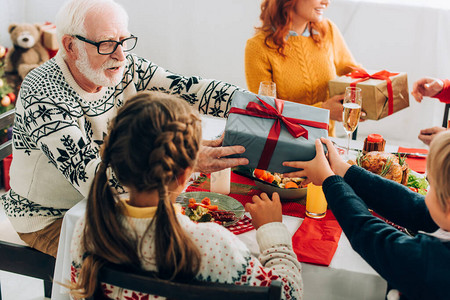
[391,152,427,158]
[331,141,427,158]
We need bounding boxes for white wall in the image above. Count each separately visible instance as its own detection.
[1,0,447,148]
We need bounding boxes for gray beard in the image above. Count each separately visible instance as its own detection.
[75,45,124,88]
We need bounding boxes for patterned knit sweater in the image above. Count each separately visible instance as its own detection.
[70,202,303,300]
[1,52,240,233]
[245,19,358,136]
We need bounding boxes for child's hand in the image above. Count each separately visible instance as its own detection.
[282,139,337,185]
[245,192,282,230]
[320,138,352,177]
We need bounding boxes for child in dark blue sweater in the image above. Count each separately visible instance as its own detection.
[283,131,450,300]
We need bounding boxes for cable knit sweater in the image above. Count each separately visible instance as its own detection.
[245,19,358,136]
[1,52,240,233]
[70,202,303,300]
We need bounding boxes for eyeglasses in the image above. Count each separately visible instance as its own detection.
[73,34,138,55]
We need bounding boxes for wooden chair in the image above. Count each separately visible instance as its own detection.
[0,109,55,299]
[442,103,450,128]
[87,263,282,300]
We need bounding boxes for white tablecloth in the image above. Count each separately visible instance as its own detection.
[51,115,387,300]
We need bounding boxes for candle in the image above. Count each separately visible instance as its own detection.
[210,168,231,195]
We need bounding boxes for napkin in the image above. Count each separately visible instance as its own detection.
[226,216,254,235]
[398,147,428,174]
[292,217,342,266]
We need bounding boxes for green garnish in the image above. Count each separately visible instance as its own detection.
[380,157,393,177]
[398,153,407,166]
[356,150,367,167]
[407,173,429,190]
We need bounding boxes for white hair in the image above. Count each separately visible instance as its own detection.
[55,0,129,57]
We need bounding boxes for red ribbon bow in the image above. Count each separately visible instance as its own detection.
[229,97,328,170]
[346,67,399,115]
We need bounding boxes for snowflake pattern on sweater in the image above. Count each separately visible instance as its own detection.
[1,52,241,233]
[70,214,303,300]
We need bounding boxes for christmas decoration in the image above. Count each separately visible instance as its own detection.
[0,46,15,114]
[0,45,16,146]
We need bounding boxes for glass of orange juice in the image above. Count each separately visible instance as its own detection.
[305,183,327,219]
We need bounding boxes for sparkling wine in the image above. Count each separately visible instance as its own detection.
[343,102,361,133]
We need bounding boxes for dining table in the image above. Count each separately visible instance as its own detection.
[51,114,429,300]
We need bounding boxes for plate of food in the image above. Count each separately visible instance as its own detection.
[179,191,244,227]
[252,169,307,200]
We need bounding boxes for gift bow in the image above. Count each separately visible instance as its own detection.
[229,97,328,170]
[346,67,399,115]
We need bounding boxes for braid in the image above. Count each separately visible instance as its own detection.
[71,91,203,297]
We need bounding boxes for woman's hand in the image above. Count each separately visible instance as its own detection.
[322,94,366,122]
[412,77,444,102]
[322,94,344,122]
[282,138,351,185]
[245,192,282,230]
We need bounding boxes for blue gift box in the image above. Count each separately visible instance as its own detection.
[223,91,329,173]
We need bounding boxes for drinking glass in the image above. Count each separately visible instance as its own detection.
[342,87,362,159]
[305,183,327,219]
[258,81,277,97]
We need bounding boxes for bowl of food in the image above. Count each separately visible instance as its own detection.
[252,169,307,200]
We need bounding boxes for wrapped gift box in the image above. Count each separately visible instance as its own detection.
[40,22,59,51]
[328,69,409,120]
[223,91,329,173]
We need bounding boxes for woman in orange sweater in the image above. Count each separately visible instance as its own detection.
[245,0,359,136]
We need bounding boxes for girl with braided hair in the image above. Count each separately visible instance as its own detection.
[69,91,303,299]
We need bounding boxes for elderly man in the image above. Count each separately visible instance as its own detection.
[1,0,248,257]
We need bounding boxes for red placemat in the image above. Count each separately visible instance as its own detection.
[398,147,428,174]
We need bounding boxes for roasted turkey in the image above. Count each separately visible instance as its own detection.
[356,151,409,185]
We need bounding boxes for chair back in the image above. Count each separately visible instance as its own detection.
[87,263,282,300]
[442,103,450,128]
[0,108,55,298]
[0,109,14,161]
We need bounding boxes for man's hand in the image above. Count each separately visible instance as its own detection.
[194,135,249,173]
[418,126,447,145]
[412,77,444,102]
[245,192,282,230]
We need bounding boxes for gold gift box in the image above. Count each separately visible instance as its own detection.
[328,70,409,120]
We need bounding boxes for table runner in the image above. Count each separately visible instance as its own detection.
[186,172,342,266]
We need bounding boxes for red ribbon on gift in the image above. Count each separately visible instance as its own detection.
[229,97,328,170]
[346,67,399,116]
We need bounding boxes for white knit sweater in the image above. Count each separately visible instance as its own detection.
[1,52,240,233]
[70,202,303,300]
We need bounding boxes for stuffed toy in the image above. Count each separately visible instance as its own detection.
[4,23,50,80]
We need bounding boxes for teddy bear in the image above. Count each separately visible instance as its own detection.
[4,23,50,80]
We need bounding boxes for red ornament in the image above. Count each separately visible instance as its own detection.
[7,93,16,103]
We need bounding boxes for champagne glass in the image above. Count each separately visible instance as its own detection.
[342,87,362,159]
[258,81,277,97]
